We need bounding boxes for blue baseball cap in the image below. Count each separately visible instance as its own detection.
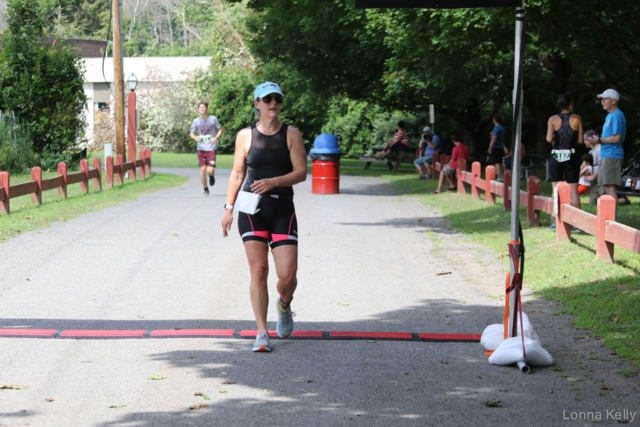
[254,82,284,114]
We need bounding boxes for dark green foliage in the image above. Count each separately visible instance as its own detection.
[46,0,109,39]
[0,116,37,173]
[243,0,640,158]
[0,0,88,169]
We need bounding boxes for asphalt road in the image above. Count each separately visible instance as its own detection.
[0,168,638,426]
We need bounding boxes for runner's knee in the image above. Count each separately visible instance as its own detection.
[249,264,269,282]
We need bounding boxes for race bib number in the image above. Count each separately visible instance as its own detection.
[200,135,211,143]
[553,149,571,163]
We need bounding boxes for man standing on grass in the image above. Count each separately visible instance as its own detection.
[597,89,626,212]
[190,102,223,196]
[584,129,602,205]
[488,114,506,181]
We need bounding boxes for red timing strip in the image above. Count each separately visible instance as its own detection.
[0,329,480,342]
[240,330,278,337]
[59,330,146,338]
[150,329,235,337]
[0,329,57,337]
[419,333,481,341]
[240,330,325,338]
[290,331,324,338]
[330,331,413,339]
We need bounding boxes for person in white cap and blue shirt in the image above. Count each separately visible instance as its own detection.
[414,126,441,179]
[597,88,626,213]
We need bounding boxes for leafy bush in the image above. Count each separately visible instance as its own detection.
[0,116,37,173]
[321,97,381,156]
[321,96,429,155]
[0,0,87,169]
[136,66,200,153]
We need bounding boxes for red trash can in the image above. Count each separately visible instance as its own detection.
[312,160,340,194]
[310,134,341,194]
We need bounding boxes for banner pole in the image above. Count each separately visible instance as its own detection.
[508,2,525,338]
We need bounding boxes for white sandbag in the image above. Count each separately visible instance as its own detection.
[488,336,554,367]
[480,324,505,351]
[515,312,542,344]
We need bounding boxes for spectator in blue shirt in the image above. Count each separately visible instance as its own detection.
[597,89,626,210]
[414,127,441,179]
[488,114,506,181]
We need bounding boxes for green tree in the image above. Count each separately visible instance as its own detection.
[0,0,88,168]
[241,0,640,156]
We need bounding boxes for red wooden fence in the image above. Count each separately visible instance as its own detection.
[0,148,152,215]
[431,153,640,263]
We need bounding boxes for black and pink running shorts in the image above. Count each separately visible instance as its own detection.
[238,196,298,249]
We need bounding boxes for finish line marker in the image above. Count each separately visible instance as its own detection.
[0,328,481,342]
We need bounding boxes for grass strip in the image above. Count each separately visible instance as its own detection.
[0,171,187,243]
[87,151,235,169]
[343,159,640,371]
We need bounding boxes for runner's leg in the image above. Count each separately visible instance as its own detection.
[199,165,207,188]
[272,245,298,304]
[244,241,270,331]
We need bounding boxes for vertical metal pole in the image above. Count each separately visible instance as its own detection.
[508,2,525,338]
[112,0,125,162]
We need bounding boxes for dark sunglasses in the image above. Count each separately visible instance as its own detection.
[260,94,284,104]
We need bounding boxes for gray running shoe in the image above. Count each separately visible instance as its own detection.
[252,330,271,352]
[276,298,295,338]
[203,188,210,196]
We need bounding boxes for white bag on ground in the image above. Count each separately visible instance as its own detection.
[481,324,505,351]
[488,336,554,367]
[481,312,542,351]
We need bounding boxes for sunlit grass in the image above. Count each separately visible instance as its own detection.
[343,160,640,369]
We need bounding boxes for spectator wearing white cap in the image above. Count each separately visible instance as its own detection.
[597,88,626,211]
[414,126,441,179]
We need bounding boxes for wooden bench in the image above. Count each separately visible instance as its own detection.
[358,146,420,172]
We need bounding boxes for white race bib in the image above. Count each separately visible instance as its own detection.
[552,149,573,163]
[235,191,261,215]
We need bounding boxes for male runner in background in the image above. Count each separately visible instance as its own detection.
[190,102,223,196]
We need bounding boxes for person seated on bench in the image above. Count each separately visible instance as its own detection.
[374,121,409,159]
[503,143,525,171]
[433,134,469,194]
[415,126,441,180]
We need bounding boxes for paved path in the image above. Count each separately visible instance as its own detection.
[0,169,638,426]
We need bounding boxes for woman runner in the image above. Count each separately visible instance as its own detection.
[222,82,307,352]
[546,93,584,231]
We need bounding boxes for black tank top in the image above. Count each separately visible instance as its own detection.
[243,123,294,197]
[553,113,578,151]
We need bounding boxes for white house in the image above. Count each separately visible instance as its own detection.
[81,56,211,146]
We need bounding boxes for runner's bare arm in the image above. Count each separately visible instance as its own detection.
[546,116,556,143]
[249,126,307,195]
[572,114,584,144]
[222,128,251,237]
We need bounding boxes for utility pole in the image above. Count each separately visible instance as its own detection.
[112,0,125,161]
